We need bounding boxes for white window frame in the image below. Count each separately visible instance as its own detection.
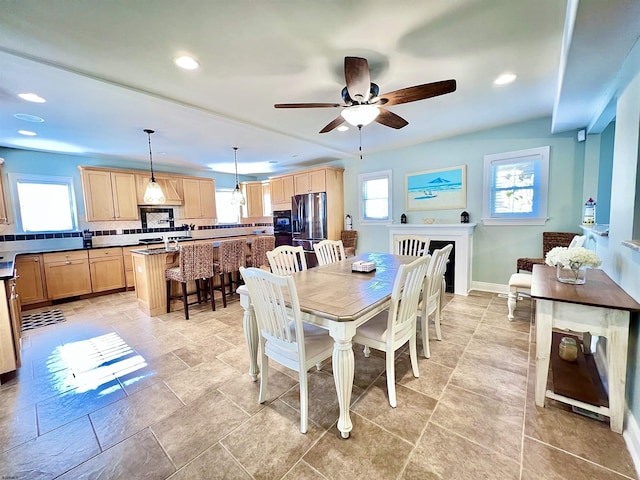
[8,173,78,233]
[358,170,393,224]
[214,188,241,224]
[482,146,550,226]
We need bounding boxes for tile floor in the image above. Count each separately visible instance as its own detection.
[0,290,636,479]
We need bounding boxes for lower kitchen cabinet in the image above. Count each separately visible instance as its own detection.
[122,246,139,289]
[15,254,47,305]
[43,250,92,300]
[89,247,125,292]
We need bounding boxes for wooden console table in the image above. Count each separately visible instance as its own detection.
[531,265,640,433]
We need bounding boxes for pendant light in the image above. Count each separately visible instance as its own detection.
[231,146,246,206]
[143,129,166,204]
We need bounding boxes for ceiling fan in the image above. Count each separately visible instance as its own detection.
[275,56,457,133]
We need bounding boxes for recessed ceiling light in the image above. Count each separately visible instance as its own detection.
[14,113,45,122]
[18,130,37,136]
[174,56,200,70]
[268,160,278,164]
[493,73,517,86]
[18,93,46,103]
[337,125,349,132]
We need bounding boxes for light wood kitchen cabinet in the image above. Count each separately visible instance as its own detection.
[122,246,139,289]
[80,168,138,221]
[136,174,183,205]
[262,182,272,216]
[182,178,217,219]
[294,169,326,195]
[270,175,294,211]
[0,166,9,224]
[43,250,92,300]
[241,181,265,218]
[89,247,125,293]
[15,254,47,305]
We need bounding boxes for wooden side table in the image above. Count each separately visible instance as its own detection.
[531,265,640,433]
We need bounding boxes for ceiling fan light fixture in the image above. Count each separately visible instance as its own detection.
[493,72,517,86]
[341,104,379,127]
[143,129,166,204]
[231,147,246,206]
[337,125,350,132]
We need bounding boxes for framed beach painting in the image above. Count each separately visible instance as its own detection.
[406,165,466,211]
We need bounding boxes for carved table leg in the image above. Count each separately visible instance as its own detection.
[239,286,259,381]
[329,322,357,439]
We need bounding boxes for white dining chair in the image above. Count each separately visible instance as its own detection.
[267,245,307,275]
[417,243,453,358]
[393,235,430,257]
[313,239,346,266]
[353,255,430,408]
[239,267,334,433]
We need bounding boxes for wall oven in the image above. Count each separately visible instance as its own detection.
[273,210,293,247]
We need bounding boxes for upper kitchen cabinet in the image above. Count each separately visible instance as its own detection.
[241,181,267,219]
[182,177,216,219]
[80,167,138,221]
[136,174,183,205]
[262,181,272,216]
[294,169,326,195]
[0,165,9,224]
[270,175,294,211]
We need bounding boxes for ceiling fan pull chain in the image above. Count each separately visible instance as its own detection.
[359,125,363,160]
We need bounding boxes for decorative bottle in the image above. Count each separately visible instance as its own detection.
[583,198,596,225]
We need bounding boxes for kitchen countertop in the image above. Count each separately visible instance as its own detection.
[0,234,267,279]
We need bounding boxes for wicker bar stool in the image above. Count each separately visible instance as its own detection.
[165,243,215,319]
[214,239,247,308]
[341,230,358,257]
[247,235,275,269]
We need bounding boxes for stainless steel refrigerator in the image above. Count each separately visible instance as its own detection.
[291,192,327,255]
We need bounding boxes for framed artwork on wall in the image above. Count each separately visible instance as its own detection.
[405,165,466,211]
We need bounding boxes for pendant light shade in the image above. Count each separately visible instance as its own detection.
[231,146,246,206]
[143,129,166,204]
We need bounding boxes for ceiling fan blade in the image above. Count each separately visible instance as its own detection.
[319,116,346,134]
[379,79,457,106]
[344,57,371,103]
[375,108,409,129]
[274,102,342,108]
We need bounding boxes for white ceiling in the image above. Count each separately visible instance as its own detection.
[0,0,638,177]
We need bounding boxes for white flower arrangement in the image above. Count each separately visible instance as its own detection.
[545,246,602,270]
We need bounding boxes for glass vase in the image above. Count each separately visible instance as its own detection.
[556,264,587,285]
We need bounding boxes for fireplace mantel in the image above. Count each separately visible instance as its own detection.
[387,223,476,295]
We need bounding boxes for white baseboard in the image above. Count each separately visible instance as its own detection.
[470,281,508,294]
[624,408,640,478]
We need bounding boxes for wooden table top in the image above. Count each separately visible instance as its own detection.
[291,252,417,322]
[531,264,640,312]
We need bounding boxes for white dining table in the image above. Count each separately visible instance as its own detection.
[237,252,416,438]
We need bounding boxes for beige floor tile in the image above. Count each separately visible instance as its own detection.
[483,308,532,334]
[36,377,126,434]
[463,338,529,376]
[163,358,237,404]
[172,336,235,367]
[168,443,251,480]
[0,404,37,454]
[431,385,524,460]
[442,297,489,317]
[424,339,464,369]
[281,461,327,480]
[116,350,190,395]
[0,416,100,479]
[152,390,249,469]
[352,377,437,444]
[439,309,483,330]
[221,399,324,480]
[521,436,634,479]
[473,323,530,351]
[402,422,520,479]
[304,412,414,480]
[450,356,527,409]
[280,369,364,430]
[396,353,454,400]
[57,428,176,480]
[91,382,183,450]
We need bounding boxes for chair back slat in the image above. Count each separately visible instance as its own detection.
[313,240,346,266]
[393,235,430,257]
[267,245,307,275]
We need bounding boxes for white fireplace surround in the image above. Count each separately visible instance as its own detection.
[387,223,476,295]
